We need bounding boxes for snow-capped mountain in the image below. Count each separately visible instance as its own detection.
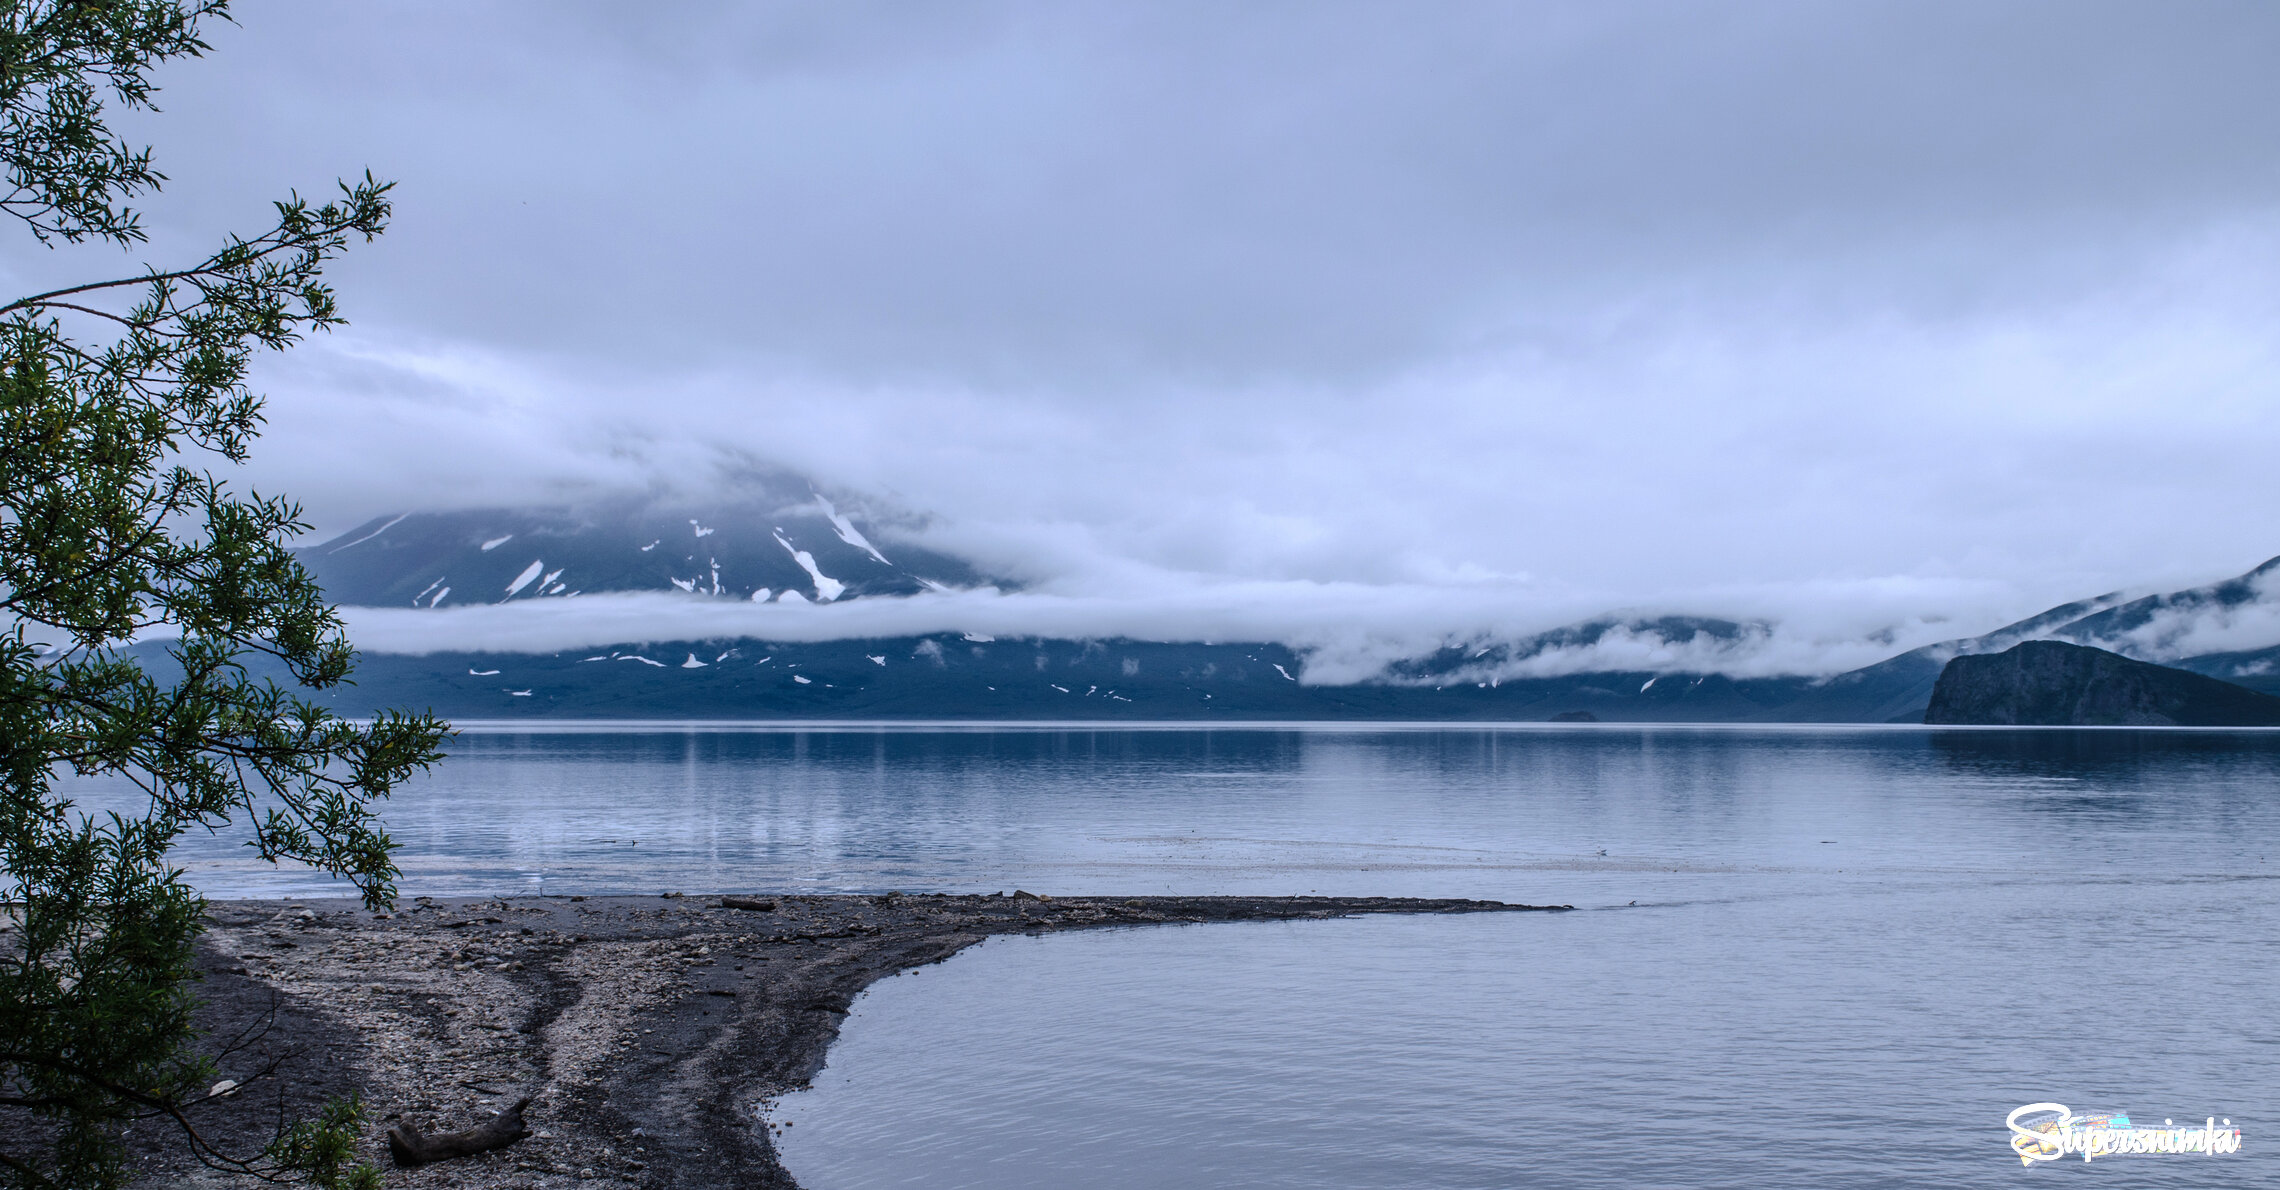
[302,492,990,610]
[282,493,2280,722]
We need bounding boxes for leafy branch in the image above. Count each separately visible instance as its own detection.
[0,3,448,1187]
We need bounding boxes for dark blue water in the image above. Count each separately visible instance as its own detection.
[88,724,2280,1185]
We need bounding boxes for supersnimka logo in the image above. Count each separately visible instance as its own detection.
[2007,1103,2242,1165]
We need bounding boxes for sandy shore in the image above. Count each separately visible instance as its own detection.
[126,892,1567,1189]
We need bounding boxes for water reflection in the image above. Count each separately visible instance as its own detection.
[63,725,2280,899]
[1929,725,2280,775]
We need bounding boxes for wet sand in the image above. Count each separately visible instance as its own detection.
[131,892,1566,1189]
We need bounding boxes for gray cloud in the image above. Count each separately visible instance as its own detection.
[120,1,2280,382]
[10,1,2280,654]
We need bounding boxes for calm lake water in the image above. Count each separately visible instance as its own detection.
[90,724,2280,1186]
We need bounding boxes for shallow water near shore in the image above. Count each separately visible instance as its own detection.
[79,724,2280,1185]
[775,900,2266,1189]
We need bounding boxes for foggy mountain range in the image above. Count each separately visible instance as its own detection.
[282,489,2280,721]
[58,3,2277,720]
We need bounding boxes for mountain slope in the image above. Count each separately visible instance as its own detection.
[154,633,1819,721]
[303,494,988,610]
[2167,644,2280,695]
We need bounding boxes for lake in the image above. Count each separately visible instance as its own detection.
[96,724,2280,1186]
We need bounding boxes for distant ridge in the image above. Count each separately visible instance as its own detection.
[1773,553,2280,722]
[1924,640,2280,727]
[288,494,2280,722]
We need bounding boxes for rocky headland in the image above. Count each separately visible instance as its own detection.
[1924,639,2280,726]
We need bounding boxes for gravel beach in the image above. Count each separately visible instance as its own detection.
[125,893,1567,1189]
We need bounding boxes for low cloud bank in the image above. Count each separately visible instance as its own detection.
[336,578,2002,682]
[1418,624,1868,686]
[330,559,2280,683]
[2091,568,2280,662]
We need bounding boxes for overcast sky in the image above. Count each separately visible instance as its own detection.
[12,1,2280,659]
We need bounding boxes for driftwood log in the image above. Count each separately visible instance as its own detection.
[387,1097,533,1167]
[717,896,776,911]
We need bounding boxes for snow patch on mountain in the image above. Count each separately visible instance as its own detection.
[773,530,844,601]
[328,513,409,553]
[504,560,545,598]
[815,494,892,566]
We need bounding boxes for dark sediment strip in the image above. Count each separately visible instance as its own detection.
[138,893,1567,1189]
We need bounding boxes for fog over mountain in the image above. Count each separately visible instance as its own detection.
[272,510,2280,719]
[14,2,2280,656]
[296,498,2280,692]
